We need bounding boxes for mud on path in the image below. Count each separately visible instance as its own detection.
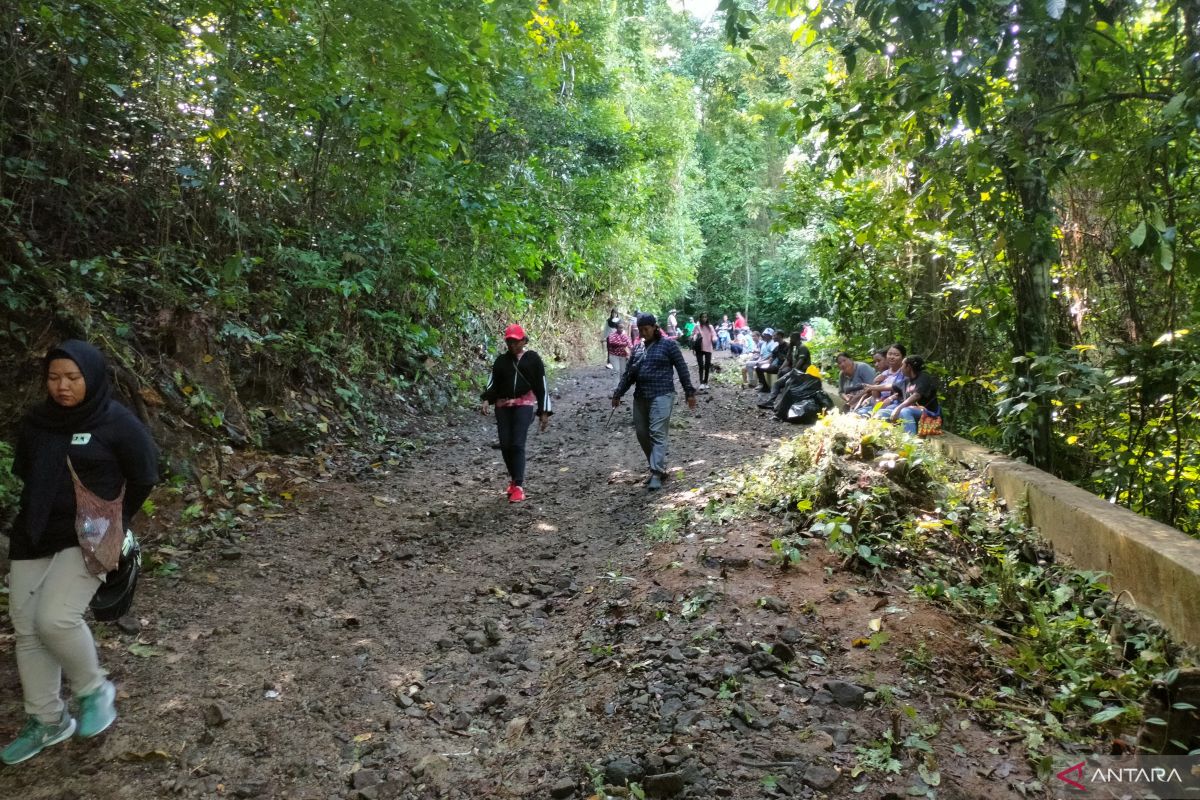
[1,358,1046,800]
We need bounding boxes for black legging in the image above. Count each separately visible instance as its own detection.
[495,405,535,485]
[695,350,712,384]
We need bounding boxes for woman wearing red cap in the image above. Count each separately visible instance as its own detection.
[481,324,552,502]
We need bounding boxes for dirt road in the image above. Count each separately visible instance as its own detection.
[0,359,1045,799]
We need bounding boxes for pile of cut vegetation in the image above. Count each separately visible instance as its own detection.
[723,412,1200,763]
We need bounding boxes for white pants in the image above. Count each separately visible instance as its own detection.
[9,547,105,723]
[609,354,628,384]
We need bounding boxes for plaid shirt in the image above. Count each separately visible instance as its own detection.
[613,334,696,400]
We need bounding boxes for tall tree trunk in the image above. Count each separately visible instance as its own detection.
[999,7,1072,470]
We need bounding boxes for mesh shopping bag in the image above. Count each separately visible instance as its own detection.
[67,457,126,575]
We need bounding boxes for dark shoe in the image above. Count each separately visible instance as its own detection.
[647,474,663,491]
[757,400,774,409]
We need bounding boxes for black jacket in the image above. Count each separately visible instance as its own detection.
[481,350,552,415]
[10,401,158,560]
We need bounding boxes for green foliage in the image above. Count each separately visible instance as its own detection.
[0,0,703,409]
[725,413,1194,752]
[645,509,687,542]
[703,0,1200,534]
[0,442,19,523]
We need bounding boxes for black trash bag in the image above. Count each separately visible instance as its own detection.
[90,530,142,622]
[775,373,832,424]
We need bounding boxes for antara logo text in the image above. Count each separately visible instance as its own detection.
[1056,760,1187,791]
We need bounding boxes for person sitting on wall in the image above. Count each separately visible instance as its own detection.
[716,315,731,351]
[888,355,940,434]
[836,352,877,409]
[743,329,776,388]
[758,333,810,409]
[754,333,792,393]
[730,329,753,357]
[854,343,906,414]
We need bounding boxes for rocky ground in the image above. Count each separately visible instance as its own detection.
[0,356,1055,799]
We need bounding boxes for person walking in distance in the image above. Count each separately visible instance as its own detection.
[692,312,716,390]
[602,308,621,368]
[611,313,698,491]
[3,340,159,765]
[481,324,552,503]
[606,321,632,386]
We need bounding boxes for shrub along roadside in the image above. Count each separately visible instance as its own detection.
[685,412,1199,775]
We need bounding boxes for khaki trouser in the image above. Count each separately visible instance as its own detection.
[632,394,674,476]
[8,547,106,723]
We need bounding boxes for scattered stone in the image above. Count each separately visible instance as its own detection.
[519,659,542,672]
[412,754,450,781]
[674,710,704,733]
[770,641,796,663]
[665,647,686,663]
[604,757,644,785]
[802,764,841,791]
[506,716,530,740]
[643,771,686,797]
[480,692,508,710]
[817,724,852,745]
[798,730,836,755]
[779,627,805,644]
[824,680,867,709]
[758,596,789,613]
[747,651,782,674]
[204,702,233,727]
[549,777,576,798]
[730,702,759,726]
[462,631,488,653]
[352,770,382,790]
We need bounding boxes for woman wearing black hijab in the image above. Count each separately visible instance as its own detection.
[2,340,158,765]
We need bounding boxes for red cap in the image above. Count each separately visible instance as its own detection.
[503,323,527,341]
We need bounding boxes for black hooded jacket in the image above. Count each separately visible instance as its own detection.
[7,340,159,560]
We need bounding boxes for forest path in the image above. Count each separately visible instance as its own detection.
[0,357,1040,800]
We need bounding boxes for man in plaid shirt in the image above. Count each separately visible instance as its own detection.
[611,313,698,490]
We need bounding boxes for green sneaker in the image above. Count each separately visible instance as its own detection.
[77,680,117,738]
[1,711,77,765]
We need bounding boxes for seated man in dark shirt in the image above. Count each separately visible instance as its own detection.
[758,334,808,408]
[836,351,877,409]
[754,337,790,393]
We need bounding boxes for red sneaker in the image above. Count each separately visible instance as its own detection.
[505,481,516,497]
[509,486,526,503]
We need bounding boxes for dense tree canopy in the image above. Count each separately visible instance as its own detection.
[3,0,1200,535]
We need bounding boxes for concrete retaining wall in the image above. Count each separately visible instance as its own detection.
[927,432,1200,645]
